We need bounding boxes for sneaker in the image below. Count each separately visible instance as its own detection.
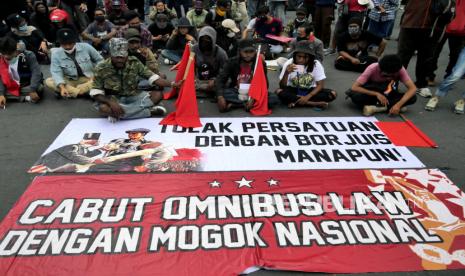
[164,58,173,65]
[454,99,464,114]
[425,96,439,111]
[324,48,336,56]
[363,105,387,116]
[417,87,433,98]
[150,105,167,116]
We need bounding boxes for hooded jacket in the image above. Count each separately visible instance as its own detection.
[192,26,228,79]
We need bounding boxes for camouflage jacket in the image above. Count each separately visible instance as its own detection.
[90,56,159,97]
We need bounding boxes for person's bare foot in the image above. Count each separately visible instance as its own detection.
[29,92,40,103]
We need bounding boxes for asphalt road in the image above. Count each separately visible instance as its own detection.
[0,8,464,276]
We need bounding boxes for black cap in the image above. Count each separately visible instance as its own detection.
[296,7,307,16]
[238,39,256,51]
[57,28,78,44]
[6,13,25,28]
[125,128,151,134]
[82,133,101,140]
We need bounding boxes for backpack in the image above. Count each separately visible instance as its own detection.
[430,0,457,40]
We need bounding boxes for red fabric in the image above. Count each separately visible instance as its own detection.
[1,170,464,275]
[49,9,69,23]
[249,54,271,116]
[0,57,20,97]
[265,34,293,43]
[446,0,465,35]
[375,121,438,148]
[163,44,190,100]
[159,60,202,128]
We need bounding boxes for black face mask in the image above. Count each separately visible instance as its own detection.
[95,15,105,23]
[297,36,307,41]
[199,39,213,52]
[195,9,203,15]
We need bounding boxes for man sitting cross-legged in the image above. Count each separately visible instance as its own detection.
[90,38,182,121]
[346,54,417,116]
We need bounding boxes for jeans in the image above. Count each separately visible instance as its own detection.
[268,1,287,25]
[161,49,183,63]
[247,0,266,19]
[95,91,154,119]
[436,46,465,98]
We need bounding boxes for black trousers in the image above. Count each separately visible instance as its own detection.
[278,87,336,105]
[398,28,438,88]
[334,56,378,73]
[430,34,465,80]
[346,82,417,109]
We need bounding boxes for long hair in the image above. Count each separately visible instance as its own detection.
[292,51,316,73]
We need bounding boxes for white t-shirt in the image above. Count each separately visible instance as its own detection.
[279,59,326,89]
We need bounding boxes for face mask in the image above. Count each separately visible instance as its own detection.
[216,8,226,17]
[156,21,167,29]
[258,15,266,21]
[8,57,18,65]
[195,9,203,15]
[296,18,306,23]
[63,45,76,54]
[348,26,360,36]
[199,40,213,52]
[18,25,28,32]
[95,15,105,23]
[227,32,235,38]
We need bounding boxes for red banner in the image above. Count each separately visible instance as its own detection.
[1,170,465,275]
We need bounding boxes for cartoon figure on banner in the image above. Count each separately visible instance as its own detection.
[29,133,103,173]
[366,170,465,270]
[91,128,173,172]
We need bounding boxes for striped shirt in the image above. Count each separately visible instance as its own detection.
[368,0,399,22]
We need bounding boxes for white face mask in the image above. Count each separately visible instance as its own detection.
[63,45,76,54]
[227,32,236,38]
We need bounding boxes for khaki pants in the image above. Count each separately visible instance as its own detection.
[232,1,249,28]
[45,77,93,97]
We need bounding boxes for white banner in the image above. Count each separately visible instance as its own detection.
[31,117,424,173]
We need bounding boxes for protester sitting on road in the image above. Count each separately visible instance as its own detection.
[205,0,234,32]
[242,5,284,56]
[6,13,49,63]
[284,7,311,38]
[215,39,279,113]
[49,8,78,45]
[161,17,197,64]
[45,28,103,98]
[186,1,209,30]
[149,0,177,22]
[81,8,117,55]
[425,46,465,114]
[126,28,161,74]
[346,54,417,116]
[216,19,240,58]
[277,40,336,109]
[335,17,385,72]
[0,37,43,107]
[90,38,182,120]
[117,10,152,49]
[148,13,174,53]
[30,1,54,43]
[288,23,324,62]
[192,26,228,97]
[107,0,127,27]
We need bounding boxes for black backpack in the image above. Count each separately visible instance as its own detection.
[430,0,457,40]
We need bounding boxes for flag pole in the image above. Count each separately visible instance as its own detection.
[249,45,262,102]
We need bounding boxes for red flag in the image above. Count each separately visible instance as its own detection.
[159,58,202,128]
[249,54,272,116]
[0,57,20,97]
[375,120,438,148]
[163,44,190,99]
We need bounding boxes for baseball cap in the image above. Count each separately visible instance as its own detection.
[124,28,142,42]
[50,9,69,22]
[238,39,256,51]
[109,38,129,57]
[222,19,240,33]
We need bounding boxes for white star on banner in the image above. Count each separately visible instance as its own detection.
[267,178,279,187]
[209,180,222,188]
[447,191,465,217]
[392,169,438,187]
[235,177,253,188]
[430,178,461,197]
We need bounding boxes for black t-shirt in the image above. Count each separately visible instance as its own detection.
[336,31,382,57]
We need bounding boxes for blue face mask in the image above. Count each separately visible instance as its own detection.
[18,24,28,32]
